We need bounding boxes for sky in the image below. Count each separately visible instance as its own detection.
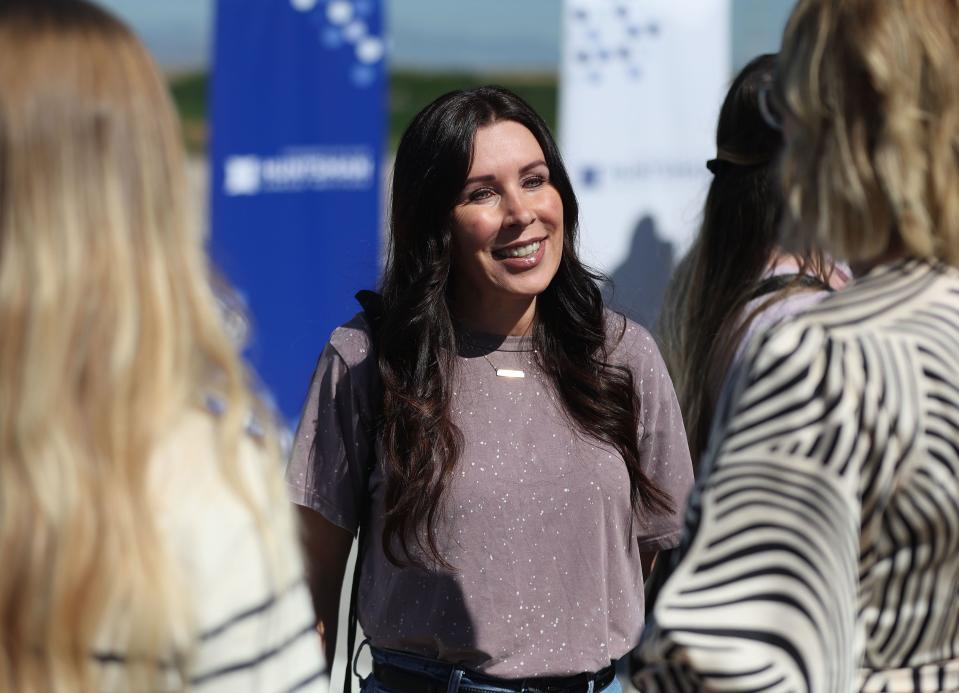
[96,0,559,72]
[95,0,795,75]
[96,0,213,72]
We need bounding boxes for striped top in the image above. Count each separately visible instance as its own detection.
[95,410,328,692]
[636,259,959,692]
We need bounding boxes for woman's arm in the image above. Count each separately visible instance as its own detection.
[286,326,378,670]
[297,506,354,667]
[629,323,696,556]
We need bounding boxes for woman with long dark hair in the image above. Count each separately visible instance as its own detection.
[658,54,845,469]
[288,86,693,691]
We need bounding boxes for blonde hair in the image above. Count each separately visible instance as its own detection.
[0,1,285,690]
[778,0,959,265]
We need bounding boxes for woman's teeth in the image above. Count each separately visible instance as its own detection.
[498,241,541,258]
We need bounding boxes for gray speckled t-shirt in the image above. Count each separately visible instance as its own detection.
[287,312,693,678]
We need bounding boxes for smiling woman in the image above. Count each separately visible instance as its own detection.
[287,85,694,693]
[450,120,565,335]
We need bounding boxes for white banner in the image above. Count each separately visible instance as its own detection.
[559,0,731,329]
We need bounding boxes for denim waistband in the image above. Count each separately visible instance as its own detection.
[366,644,616,693]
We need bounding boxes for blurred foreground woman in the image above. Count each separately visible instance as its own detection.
[636,0,959,691]
[0,1,325,690]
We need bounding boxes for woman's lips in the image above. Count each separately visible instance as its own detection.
[492,238,546,270]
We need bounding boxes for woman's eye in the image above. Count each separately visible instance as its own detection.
[468,188,494,202]
[523,175,547,189]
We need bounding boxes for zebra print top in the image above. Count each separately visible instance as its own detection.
[635,259,959,692]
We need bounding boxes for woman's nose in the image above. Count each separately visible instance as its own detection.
[503,189,535,228]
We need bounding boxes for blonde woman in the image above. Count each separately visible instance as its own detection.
[636,0,959,691]
[0,1,325,691]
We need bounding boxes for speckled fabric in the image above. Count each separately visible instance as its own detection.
[287,311,693,678]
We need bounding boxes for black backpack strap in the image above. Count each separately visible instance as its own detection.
[747,273,832,302]
[343,290,383,693]
[344,530,366,693]
[355,290,385,336]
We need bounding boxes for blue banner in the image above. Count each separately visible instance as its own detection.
[210,0,385,423]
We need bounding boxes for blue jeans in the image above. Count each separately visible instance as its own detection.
[360,646,623,693]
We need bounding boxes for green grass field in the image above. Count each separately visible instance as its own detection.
[169,70,558,154]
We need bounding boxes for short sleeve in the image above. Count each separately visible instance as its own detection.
[286,329,376,536]
[619,321,695,552]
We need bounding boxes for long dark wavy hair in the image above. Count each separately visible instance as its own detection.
[657,54,831,469]
[377,85,675,567]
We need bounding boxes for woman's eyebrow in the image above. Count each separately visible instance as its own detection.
[463,160,548,186]
[463,173,495,186]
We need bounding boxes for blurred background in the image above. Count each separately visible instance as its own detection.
[91,0,796,431]
[97,0,794,153]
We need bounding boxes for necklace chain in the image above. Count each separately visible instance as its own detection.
[479,351,535,379]
[456,331,536,378]
[481,353,502,374]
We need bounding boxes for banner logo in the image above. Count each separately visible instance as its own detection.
[223,147,375,196]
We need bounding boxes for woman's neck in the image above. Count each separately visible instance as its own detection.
[764,248,802,274]
[451,294,537,337]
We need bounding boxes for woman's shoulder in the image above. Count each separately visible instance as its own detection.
[736,288,833,363]
[148,408,291,569]
[603,309,664,367]
[151,407,307,589]
[747,260,959,376]
[150,408,284,520]
[326,311,375,371]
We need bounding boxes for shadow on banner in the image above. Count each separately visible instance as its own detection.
[603,214,675,331]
